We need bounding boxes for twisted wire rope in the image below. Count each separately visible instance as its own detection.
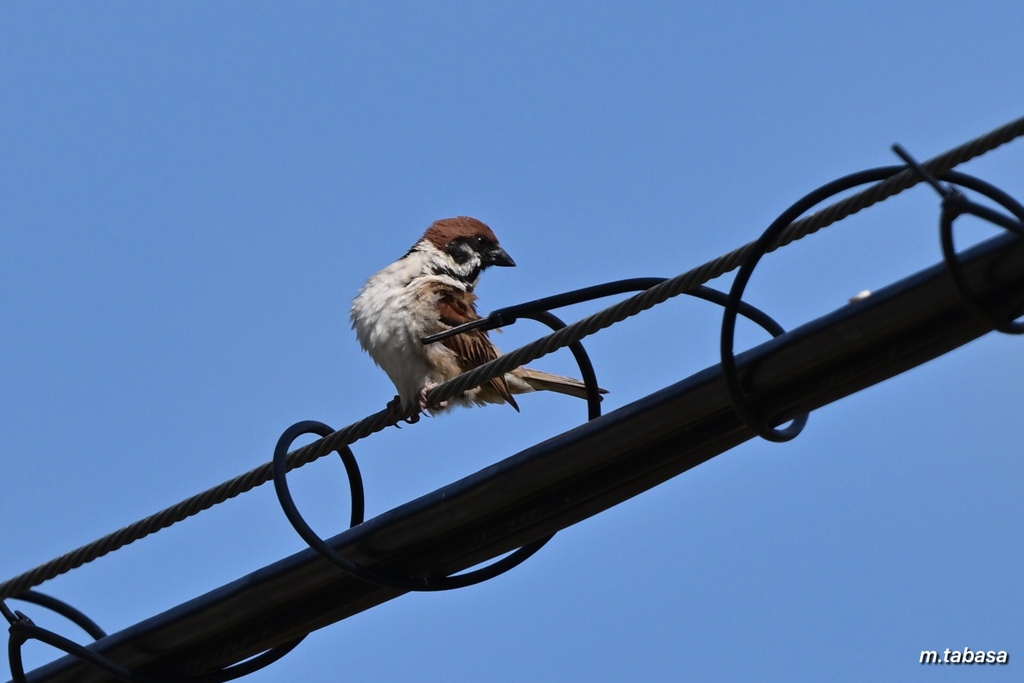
[2,115,1023,602]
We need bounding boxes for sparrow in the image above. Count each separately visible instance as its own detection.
[351,216,603,415]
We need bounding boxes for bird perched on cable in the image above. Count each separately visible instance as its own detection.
[351,216,603,416]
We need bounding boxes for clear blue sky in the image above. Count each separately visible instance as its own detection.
[2,3,1022,681]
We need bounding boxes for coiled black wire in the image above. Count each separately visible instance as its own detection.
[273,284,788,591]
[720,161,1024,442]
[271,311,600,592]
[937,180,1024,333]
[2,588,300,680]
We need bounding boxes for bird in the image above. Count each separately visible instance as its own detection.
[350,216,604,416]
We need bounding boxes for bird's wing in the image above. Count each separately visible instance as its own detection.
[435,289,518,410]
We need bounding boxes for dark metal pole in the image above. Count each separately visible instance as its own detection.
[18,230,1024,683]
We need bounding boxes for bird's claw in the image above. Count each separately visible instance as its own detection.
[385,395,420,426]
[418,383,447,412]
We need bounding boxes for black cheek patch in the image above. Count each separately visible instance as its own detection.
[445,240,475,265]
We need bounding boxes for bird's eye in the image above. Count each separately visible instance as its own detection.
[475,235,487,246]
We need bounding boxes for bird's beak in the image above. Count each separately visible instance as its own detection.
[486,246,516,267]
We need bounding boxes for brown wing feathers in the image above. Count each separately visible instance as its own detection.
[435,289,519,410]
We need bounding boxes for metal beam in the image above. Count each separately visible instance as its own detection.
[19,230,1024,683]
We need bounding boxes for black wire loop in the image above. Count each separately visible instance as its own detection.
[272,312,614,591]
[721,166,912,442]
[721,161,1024,443]
[520,310,604,420]
[3,592,302,682]
[894,144,1024,332]
[9,590,107,640]
[425,276,798,441]
[936,191,1024,336]
[421,278,669,345]
[940,193,1024,334]
[273,419,542,587]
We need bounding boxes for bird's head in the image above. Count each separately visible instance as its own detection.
[419,216,515,285]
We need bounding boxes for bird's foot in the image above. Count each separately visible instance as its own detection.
[385,395,420,426]
[418,383,447,413]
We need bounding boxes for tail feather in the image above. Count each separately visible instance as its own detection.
[511,367,608,401]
